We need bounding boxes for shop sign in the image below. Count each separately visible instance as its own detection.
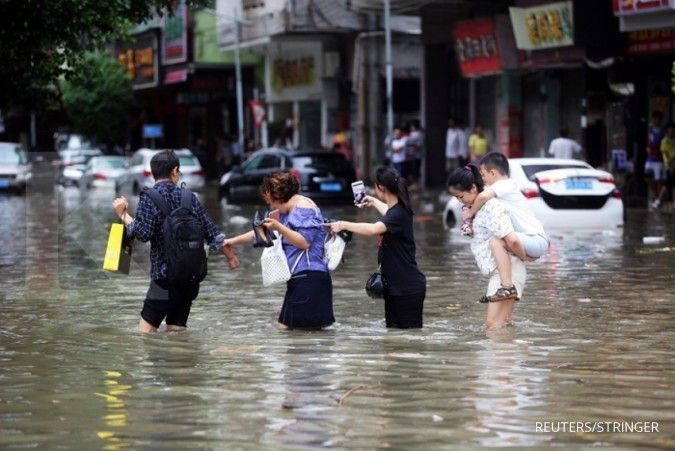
[116,33,158,89]
[509,1,574,50]
[266,42,323,103]
[627,27,675,53]
[613,0,675,15]
[143,124,163,139]
[162,1,188,65]
[453,19,502,77]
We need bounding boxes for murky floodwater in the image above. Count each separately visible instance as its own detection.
[1,173,674,449]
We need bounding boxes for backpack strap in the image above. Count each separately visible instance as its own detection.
[143,187,172,216]
[179,188,193,210]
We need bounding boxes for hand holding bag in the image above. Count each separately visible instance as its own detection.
[365,265,387,299]
[260,232,307,287]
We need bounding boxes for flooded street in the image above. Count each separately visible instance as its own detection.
[1,174,674,449]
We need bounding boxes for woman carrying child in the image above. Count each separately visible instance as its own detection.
[447,164,525,329]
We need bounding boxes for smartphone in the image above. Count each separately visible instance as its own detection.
[351,181,366,205]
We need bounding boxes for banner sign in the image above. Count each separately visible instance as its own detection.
[162,1,188,65]
[613,0,675,15]
[265,42,323,103]
[627,28,675,53]
[115,32,158,89]
[509,1,574,50]
[453,19,502,77]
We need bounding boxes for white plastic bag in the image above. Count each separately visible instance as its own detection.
[260,233,306,287]
[323,234,346,271]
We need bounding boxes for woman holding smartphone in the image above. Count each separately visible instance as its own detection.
[223,172,334,330]
[326,167,426,329]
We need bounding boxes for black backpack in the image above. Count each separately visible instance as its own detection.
[144,187,207,284]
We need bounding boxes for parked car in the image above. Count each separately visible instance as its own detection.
[116,148,205,194]
[443,158,624,230]
[0,142,32,193]
[219,149,356,203]
[57,148,103,186]
[80,156,127,189]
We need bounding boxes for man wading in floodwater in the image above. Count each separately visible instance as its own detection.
[113,150,239,333]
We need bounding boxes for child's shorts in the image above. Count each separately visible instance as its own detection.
[515,232,549,258]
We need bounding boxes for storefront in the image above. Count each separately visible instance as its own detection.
[264,40,330,150]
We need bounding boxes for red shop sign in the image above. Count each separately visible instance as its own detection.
[627,28,675,53]
[613,0,673,15]
[453,19,502,77]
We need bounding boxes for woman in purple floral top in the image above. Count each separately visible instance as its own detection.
[224,172,334,329]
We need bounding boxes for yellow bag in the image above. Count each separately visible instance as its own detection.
[103,223,133,274]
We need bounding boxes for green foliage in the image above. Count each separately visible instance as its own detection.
[0,0,208,109]
[60,53,134,146]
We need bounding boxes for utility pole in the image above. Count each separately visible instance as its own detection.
[384,0,393,139]
[233,7,244,148]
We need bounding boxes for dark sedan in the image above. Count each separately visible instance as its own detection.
[219,149,356,203]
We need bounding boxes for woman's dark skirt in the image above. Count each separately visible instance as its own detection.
[279,270,334,329]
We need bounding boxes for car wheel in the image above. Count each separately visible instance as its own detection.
[445,210,457,229]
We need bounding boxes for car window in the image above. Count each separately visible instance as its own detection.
[131,154,143,166]
[292,154,351,170]
[0,145,27,165]
[99,158,125,169]
[179,155,198,167]
[244,154,281,172]
[521,163,590,180]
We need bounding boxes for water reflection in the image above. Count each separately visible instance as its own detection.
[0,182,673,449]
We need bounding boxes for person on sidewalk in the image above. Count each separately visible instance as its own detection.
[113,150,239,333]
[548,127,583,160]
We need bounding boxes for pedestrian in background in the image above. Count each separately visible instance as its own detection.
[468,124,489,164]
[406,120,424,190]
[653,122,675,211]
[325,167,426,329]
[646,110,667,210]
[112,150,239,333]
[224,172,334,330]
[548,127,583,160]
[445,117,463,175]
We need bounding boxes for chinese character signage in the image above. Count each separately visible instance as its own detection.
[266,42,323,103]
[509,1,574,50]
[627,28,675,53]
[162,1,188,65]
[453,19,502,77]
[613,0,675,15]
[115,32,158,89]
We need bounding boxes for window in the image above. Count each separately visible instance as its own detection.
[243,154,281,172]
[521,163,590,180]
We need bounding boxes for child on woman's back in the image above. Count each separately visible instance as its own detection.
[461,152,549,302]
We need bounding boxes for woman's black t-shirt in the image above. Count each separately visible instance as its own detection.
[378,203,426,296]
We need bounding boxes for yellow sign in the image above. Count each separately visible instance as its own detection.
[510,1,574,50]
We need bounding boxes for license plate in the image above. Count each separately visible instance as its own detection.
[0,179,9,188]
[565,179,592,190]
[320,182,342,192]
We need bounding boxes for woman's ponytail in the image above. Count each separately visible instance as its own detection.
[375,166,413,215]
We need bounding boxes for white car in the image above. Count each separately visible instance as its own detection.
[57,148,103,186]
[0,142,32,193]
[443,158,624,230]
[81,156,127,189]
[116,148,205,194]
